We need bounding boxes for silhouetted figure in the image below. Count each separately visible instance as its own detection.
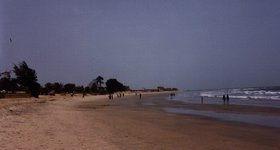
[201,96,204,104]
[226,94,229,105]
[170,93,176,99]
[82,91,86,98]
[10,38,12,43]
[139,93,142,99]
[222,95,226,105]
[0,90,7,98]
[109,94,114,100]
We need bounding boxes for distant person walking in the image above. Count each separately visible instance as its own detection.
[108,94,114,100]
[201,96,204,104]
[82,90,86,98]
[222,95,226,105]
[170,93,176,99]
[139,93,142,99]
[226,94,229,105]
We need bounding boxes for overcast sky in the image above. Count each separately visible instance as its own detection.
[1,0,280,90]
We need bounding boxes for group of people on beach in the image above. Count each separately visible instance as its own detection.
[200,94,230,105]
[108,93,126,100]
[108,94,114,99]
[117,93,125,98]
[223,94,230,105]
[170,93,176,99]
[135,93,142,99]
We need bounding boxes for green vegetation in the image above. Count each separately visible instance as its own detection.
[13,61,41,98]
[64,83,76,93]
[0,62,131,98]
[1,61,177,98]
[87,75,106,94]
[0,77,17,93]
[105,78,129,94]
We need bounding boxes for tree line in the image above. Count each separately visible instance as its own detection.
[0,61,130,98]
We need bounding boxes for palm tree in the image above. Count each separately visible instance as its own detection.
[95,76,104,90]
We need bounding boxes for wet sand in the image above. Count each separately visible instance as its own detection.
[0,93,279,150]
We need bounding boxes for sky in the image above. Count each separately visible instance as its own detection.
[1,0,280,90]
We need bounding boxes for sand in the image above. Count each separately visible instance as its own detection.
[0,93,279,150]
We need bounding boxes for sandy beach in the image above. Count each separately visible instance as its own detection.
[0,93,279,150]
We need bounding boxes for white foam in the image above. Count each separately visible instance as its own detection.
[265,91,280,95]
[247,96,280,100]
[171,89,280,108]
[228,95,249,99]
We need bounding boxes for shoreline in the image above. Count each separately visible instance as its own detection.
[0,92,279,149]
[125,93,280,128]
[133,93,280,116]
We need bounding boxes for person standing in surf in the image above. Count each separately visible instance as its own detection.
[223,95,226,105]
[226,94,229,105]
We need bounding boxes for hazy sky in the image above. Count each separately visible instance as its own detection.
[1,0,280,90]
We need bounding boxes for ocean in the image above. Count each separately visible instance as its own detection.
[171,86,280,108]
[163,86,280,128]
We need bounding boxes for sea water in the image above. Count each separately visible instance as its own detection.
[164,107,280,128]
[171,86,280,108]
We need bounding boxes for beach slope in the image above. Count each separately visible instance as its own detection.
[0,93,279,150]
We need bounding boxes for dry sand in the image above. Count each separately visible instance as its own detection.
[0,93,279,150]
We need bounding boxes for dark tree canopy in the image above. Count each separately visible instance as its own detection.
[75,85,84,93]
[84,86,90,93]
[44,82,54,92]
[87,75,105,93]
[0,78,17,92]
[13,61,40,97]
[43,82,64,94]
[96,76,104,89]
[53,82,64,93]
[105,79,128,94]
[14,61,38,86]
[90,83,98,93]
[64,83,76,93]
[29,82,41,97]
